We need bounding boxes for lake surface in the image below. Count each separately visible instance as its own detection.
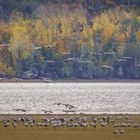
[0,83,140,114]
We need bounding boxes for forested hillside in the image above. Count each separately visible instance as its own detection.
[0,0,140,79]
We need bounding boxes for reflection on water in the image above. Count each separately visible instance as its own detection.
[0,83,140,114]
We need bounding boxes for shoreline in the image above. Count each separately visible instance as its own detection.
[0,113,140,117]
[0,112,140,116]
[0,79,140,83]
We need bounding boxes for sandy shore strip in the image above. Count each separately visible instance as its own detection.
[0,79,140,83]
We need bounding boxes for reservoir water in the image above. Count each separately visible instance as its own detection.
[0,83,140,114]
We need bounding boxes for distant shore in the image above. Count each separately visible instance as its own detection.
[0,79,140,83]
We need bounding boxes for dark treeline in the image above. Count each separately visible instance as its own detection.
[0,0,140,19]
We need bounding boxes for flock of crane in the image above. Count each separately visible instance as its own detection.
[0,115,140,135]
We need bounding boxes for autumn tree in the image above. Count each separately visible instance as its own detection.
[9,12,34,66]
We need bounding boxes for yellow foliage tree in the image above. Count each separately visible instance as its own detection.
[9,12,34,65]
[93,12,118,44]
[136,28,140,41]
[35,4,94,53]
[31,20,49,47]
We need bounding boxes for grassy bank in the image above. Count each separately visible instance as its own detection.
[0,126,139,140]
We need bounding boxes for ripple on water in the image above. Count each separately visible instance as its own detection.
[0,83,140,114]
